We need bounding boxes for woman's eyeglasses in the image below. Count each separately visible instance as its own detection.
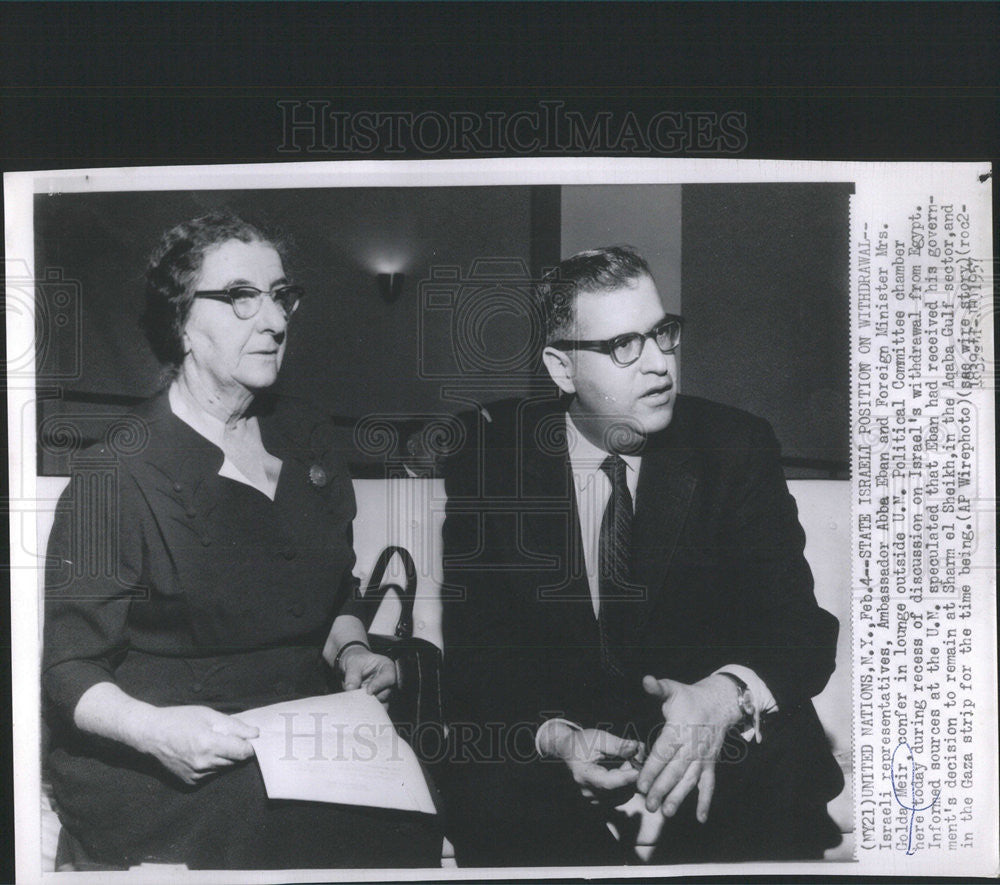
[193,285,304,320]
[550,315,683,367]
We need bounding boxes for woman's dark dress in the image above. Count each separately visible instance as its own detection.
[42,392,439,869]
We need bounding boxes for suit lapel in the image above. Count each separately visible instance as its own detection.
[627,412,700,634]
[518,398,701,614]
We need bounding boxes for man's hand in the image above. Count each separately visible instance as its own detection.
[539,722,645,802]
[636,674,743,822]
[339,646,397,704]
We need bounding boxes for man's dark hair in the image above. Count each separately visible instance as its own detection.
[141,210,289,368]
[536,245,654,344]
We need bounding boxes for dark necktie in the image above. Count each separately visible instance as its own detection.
[598,454,633,677]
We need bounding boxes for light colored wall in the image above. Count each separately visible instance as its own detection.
[560,184,682,314]
[560,184,682,382]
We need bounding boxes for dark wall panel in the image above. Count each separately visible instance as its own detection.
[680,184,850,474]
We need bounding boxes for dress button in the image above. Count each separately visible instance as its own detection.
[173,482,183,493]
[191,682,203,694]
[282,546,297,560]
[273,681,288,695]
[201,536,212,547]
[289,603,304,617]
[185,508,197,519]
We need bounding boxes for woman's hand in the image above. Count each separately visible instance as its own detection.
[324,615,396,704]
[339,647,397,704]
[135,705,260,785]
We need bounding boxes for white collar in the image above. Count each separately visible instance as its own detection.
[168,381,231,449]
[564,412,642,478]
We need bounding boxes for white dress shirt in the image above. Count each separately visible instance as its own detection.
[565,412,640,620]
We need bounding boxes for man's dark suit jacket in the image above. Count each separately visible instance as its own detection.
[440,393,844,866]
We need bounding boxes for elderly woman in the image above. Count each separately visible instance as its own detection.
[42,211,440,869]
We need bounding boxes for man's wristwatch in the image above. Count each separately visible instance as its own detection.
[717,671,762,743]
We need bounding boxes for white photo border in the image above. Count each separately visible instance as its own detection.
[6,158,996,882]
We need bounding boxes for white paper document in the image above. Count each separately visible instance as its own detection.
[237,690,436,815]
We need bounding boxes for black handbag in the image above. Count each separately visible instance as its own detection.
[360,546,444,760]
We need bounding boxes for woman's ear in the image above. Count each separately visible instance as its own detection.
[541,346,576,396]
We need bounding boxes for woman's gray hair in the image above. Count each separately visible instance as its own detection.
[141,210,288,368]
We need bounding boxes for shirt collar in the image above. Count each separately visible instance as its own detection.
[564,412,641,478]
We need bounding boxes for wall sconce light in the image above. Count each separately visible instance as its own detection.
[377,273,405,303]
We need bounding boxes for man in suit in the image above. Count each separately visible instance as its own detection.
[440,246,843,866]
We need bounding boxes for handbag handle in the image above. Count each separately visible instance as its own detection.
[361,545,418,639]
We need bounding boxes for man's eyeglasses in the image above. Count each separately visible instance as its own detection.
[550,315,683,367]
[192,285,304,320]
